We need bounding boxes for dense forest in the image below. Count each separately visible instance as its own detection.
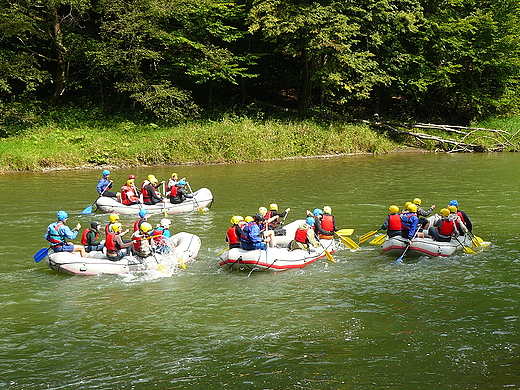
[1,0,520,134]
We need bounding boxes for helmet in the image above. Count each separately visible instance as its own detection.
[253,213,265,222]
[313,208,323,217]
[112,222,122,233]
[139,209,149,218]
[407,204,417,213]
[57,210,68,221]
[150,177,158,185]
[449,200,459,206]
[405,201,412,209]
[102,169,110,177]
[140,222,153,233]
[230,215,243,225]
[147,174,155,181]
[389,205,400,214]
[109,213,120,223]
[306,217,315,226]
[323,206,332,214]
[244,216,254,222]
[126,179,134,186]
[258,206,267,216]
[160,218,171,228]
[90,221,100,230]
[178,180,186,186]
[440,208,450,217]
[171,172,178,178]
[413,198,422,205]
[448,205,458,213]
[269,203,278,211]
[129,174,135,179]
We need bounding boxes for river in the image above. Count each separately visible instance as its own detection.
[0,152,518,389]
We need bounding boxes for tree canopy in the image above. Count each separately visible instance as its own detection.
[1,0,519,126]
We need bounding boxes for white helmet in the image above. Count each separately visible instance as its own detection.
[160,218,171,228]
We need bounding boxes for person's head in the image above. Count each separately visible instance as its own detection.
[109,213,120,223]
[253,213,265,223]
[269,203,278,211]
[150,177,159,186]
[449,200,459,207]
[90,221,100,231]
[139,209,149,219]
[126,179,134,186]
[160,218,171,229]
[413,198,422,206]
[323,206,332,214]
[407,203,417,213]
[404,201,412,210]
[244,216,254,223]
[258,206,267,216]
[129,174,135,180]
[102,169,110,178]
[57,210,68,222]
[306,217,315,226]
[140,222,153,233]
[178,180,186,186]
[147,174,155,181]
[440,208,450,217]
[448,205,458,213]
[230,215,243,225]
[313,208,323,217]
[389,205,400,214]
[112,222,122,233]
[171,172,178,179]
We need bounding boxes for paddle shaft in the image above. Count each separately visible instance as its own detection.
[395,229,419,264]
[82,181,112,214]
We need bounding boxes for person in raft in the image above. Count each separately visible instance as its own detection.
[226,215,244,249]
[166,172,186,192]
[428,208,458,242]
[81,221,105,252]
[447,200,472,234]
[133,209,150,232]
[315,206,338,239]
[152,218,172,253]
[400,203,423,241]
[45,211,86,257]
[289,217,320,251]
[240,213,272,250]
[142,177,164,205]
[380,205,402,238]
[105,213,120,235]
[169,180,193,204]
[413,197,436,230]
[131,222,156,258]
[121,178,141,206]
[97,169,120,200]
[105,223,132,260]
[264,203,290,235]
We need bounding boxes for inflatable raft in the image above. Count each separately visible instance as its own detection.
[381,235,474,258]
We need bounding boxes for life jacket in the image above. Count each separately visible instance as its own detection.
[169,185,179,197]
[295,227,309,243]
[46,221,65,247]
[152,227,166,245]
[227,225,240,244]
[439,218,455,236]
[400,212,415,229]
[321,214,334,232]
[121,185,139,205]
[81,228,98,246]
[240,221,256,244]
[133,219,145,232]
[133,233,151,256]
[388,214,402,231]
[141,184,152,202]
[105,231,117,251]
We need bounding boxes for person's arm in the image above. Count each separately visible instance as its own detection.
[314,218,331,235]
[250,224,263,244]
[380,216,390,231]
[181,188,193,198]
[116,234,133,248]
[307,229,319,247]
[59,224,80,240]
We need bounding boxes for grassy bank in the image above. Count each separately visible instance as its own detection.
[0,117,398,173]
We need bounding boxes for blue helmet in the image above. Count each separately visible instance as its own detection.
[313,208,323,217]
[139,209,149,218]
[449,200,459,206]
[178,180,186,186]
[102,169,111,177]
[57,210,68,221]
[306,217,315,226]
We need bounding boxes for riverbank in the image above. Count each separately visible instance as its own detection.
[0,118,399,173]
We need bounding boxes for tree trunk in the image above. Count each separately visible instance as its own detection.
[47,8,68,106]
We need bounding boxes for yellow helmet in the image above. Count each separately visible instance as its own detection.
[407,204,417,213]
[405,201,412,209]
[140,222,153,233]
[269,203,278,211]
[150,177,159,184]
[258,207,267,216]
[126,179,134,186]
[440,208,450,217]
[448,205,458,213]
[147,174,155,181]
[112,222,122,233]
[171,172,178,178]
[109,213,120,223]
[245,216,254,222]
[323,206,332,214]
[389,205,400,214]
[413,198,422,205]
[230,215,244,225]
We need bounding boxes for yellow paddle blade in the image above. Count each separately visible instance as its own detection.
[336,233,359,250]
[463,246,476,254]
[178,258,187,269]
[198,206,205,214]
[359,230,378,243]
[336,228,354,236]
[324,249,337,263]
[369,235,386,245]
[157,263,167,273]
[471,237,481,248]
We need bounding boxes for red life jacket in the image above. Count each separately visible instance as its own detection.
[133,219,145,232]
[295,227,309,243]
[105,232,117,251]
[169,186,178,197]
[227,226,239,244]
[388,214,402,231]
[152,228,166,245]
[133,233,149,253]
[141,185,152,202]
[81,228,98,246]
[121,185,139,205]
[439,219,455,236]
[456,211,466,223]
[321,214,334,231]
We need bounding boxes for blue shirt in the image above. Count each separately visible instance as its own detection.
[97,177,112,194]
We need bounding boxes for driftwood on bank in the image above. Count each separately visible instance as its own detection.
[363,119,519,153]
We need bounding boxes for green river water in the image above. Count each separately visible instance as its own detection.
[0,152,518,389]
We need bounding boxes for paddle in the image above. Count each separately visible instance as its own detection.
[334,231,359,250]
[161,182,167,217]
[151,252,167,273]
[315,233,336,263]
[454,236,476,254]
[217,248,229,256]
[394,230,419,264]
[359,229,380,243]
[81,181,112,214]
[369,234,387,245]
[186,182,204,214]
[33,247,49,263]
[336,228,354,236]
